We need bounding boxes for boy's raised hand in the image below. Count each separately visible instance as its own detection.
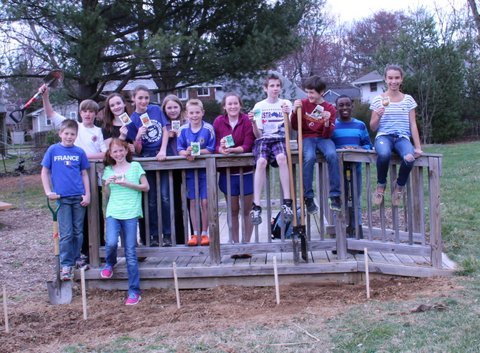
[293,99,302,110]
[281,101,291,114]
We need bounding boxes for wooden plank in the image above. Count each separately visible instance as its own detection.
[395,253,417,266]
[311,250,329,263]
[368,251,387,264]
[381,252,403,266]
[442,253,457,270]
[409,254,431,267]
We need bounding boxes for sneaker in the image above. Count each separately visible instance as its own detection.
[305,198,318,214]
[100,265,113,279]
[329,196,342,212]
[282,203,294,223]
[162,235,172,247]
[75,255,90,270]
[125,292,141,306]
[61,266,73,281]
[250,204,262,225]
[187,235,199,246]
[200,235,210,246]
[150,236,159,247]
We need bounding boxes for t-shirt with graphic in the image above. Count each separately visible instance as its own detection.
[127,105,169,155]
[177,121,215,178]
[103,161,145,219]
[75,123,107,155]
[252,98,292,139]
[41,143,90,197]
[369,94,417,140]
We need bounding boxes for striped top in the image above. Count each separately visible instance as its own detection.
[370,94,417,140]
[331,118,371,150]
[103,161,146,219]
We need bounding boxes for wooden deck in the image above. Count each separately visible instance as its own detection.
[82,150,455,290]
[81,247,456,290]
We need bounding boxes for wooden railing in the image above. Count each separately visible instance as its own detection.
[86,149,443,268]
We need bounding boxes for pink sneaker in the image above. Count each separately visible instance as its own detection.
[125,292,141,305]
[100,265,113,279]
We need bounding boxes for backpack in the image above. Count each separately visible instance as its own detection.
[271,207,300,239]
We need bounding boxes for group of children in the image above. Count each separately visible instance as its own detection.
[40,64,422,305]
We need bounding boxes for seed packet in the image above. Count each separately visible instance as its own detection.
[309,105,324,120]
[191,142,200,156]
[114,174,125,183]
[381,96,390,107]
[224,134,235,148]
[140,113,152,127]
[118,112,131,125]
[252,109,262,126]
[171,120,181,132]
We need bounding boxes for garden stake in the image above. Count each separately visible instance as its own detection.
[273,256,280,305]
[81,268,87,320]
[3,285,9,333]
[365,247,370,299]
[173,262,181,309]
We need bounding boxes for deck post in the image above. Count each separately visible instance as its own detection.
[206,157,220,264]
[429,156,442,268]
[88,162,100,267]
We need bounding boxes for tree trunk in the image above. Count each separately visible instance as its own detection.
[468,0,480,44]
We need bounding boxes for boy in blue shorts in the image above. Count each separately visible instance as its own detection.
[249,73,293,225]
[41,119,90,281]
[177,99,215,246]
[331,95,371,238]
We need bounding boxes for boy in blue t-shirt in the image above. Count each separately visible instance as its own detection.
[41,119,90,281]
[331,95,371,239]
[177,99,215,247]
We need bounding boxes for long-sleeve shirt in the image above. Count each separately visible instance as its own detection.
[291,99,337,139]
[213,112,255,174]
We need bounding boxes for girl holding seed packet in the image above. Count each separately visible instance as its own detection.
[102,92,134,149]
[126,85,171,248]
[213,92,255,245]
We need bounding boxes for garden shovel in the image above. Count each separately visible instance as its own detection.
[46,198,72,305]
[9,69,63,123]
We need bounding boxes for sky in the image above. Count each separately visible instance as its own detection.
[326,0,466,24]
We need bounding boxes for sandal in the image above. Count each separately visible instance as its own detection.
[373,187,385,206]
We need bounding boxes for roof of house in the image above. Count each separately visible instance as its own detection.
[102,78,159,92]
[351,70,383,85]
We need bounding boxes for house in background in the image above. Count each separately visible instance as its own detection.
[351,71,385,103]
[323,85,361,106]
[27,101,79,134]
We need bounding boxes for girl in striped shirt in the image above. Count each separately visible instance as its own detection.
[369,64,422,207]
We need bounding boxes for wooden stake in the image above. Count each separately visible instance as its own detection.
[80,268,87,320]
[173,262,181,309]
[364,248,370,299]
[3,285,9,333]
[273,256,280,305]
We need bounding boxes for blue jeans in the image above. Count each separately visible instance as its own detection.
[344,163,362,226]
[57,196,86,268]
[374,135,415,187]
[142,150,171,239]
[105,217,140,295]
[303,137,341,198]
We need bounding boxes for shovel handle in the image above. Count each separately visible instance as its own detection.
[53,221,60,256]
[296,107,305,225]
[47,197,61,221]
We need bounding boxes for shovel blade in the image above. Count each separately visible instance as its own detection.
[47,279,72,305]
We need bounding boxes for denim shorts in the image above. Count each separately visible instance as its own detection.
[218,172,254,196]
